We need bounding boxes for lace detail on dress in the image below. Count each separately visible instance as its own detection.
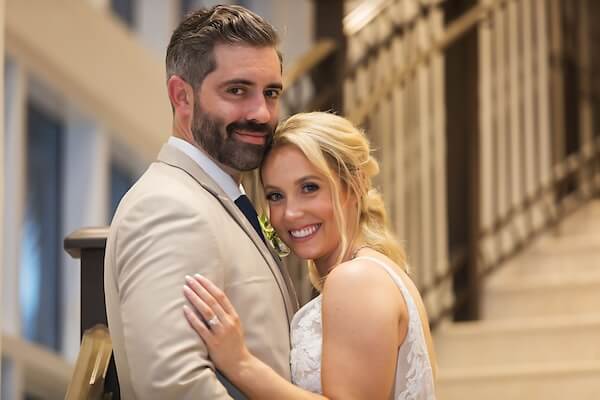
[289,257,435,399]
[290,295,323,393]
[396,275,436,400]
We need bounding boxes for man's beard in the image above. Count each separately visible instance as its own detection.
[191,103,275,172]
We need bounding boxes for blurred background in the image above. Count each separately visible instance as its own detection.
[1,0,599,398]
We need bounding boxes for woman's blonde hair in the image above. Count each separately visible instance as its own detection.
[261,112,407,290]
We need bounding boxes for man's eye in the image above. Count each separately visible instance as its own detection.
[227,87,245,96]
[265,89,281,99]
[266,192,283,202]
[302,183,319,193]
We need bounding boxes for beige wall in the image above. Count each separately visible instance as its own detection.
[0,0,4,394]
[5,0,172,164]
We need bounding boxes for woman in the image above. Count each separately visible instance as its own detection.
[183,112,437,399]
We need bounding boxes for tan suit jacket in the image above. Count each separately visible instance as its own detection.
[104,142,298,399]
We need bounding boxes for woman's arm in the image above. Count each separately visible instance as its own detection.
[184,265,404,400]
[320,260,405,399]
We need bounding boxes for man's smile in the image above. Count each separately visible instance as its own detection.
[234,129,268,145]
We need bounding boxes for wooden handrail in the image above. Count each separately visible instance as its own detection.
[65,325,113,400]
[64,226,108,259]
[343,0,392,37]
[1,334,72,398]
[283,39,337,90]
[348,0,509,125]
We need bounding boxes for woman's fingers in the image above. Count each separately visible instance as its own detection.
[194,274,238,317]
[183,285,225,335]
[184,275,227,322]
[183,305,214,345]
[183,275,249,375]
[182,285,209,317]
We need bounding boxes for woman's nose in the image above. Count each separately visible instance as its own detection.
[283,199,304,220]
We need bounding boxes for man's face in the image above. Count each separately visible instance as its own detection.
[191,44,282,172]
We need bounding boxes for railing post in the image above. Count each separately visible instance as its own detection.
[444,0,481,321]
[312,0,346,113]
[64,227,120,398]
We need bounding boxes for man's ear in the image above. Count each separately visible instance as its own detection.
[167,75,194,118]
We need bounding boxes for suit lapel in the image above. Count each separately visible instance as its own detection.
[157,143,298,321]
[264,237,300,313]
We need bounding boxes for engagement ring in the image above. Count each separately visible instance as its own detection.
[206,316,220,328]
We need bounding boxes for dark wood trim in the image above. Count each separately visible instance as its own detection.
[64,227,108,259]
[64,227,119,398]
[312,0,346,113]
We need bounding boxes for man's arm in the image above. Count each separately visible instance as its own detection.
[113,194,234,399]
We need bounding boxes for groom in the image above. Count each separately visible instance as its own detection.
[104,5,298,399]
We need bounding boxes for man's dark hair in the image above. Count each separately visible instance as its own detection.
[166,5,280,89]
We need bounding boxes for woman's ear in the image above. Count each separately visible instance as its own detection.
[167,75,194,118]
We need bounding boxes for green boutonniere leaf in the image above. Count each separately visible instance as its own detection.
[259,214,290,258]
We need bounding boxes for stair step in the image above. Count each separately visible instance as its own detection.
[482,275,600,319]
[435,314,600,368]
[437,361,600,400]
[488,248,600,287]
[436,201,600,399]
[551,200,600,236]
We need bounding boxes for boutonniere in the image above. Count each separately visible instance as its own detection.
[258,214,290,258]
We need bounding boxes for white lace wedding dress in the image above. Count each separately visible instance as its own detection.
[290,256,436,399]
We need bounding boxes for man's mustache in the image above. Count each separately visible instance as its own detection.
[226,121,274,137]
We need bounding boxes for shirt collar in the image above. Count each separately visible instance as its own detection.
[168,136,243,200]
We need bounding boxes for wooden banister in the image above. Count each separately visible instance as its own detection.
[64,227,120,399]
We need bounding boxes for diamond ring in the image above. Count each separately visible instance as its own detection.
[206,316,220,328]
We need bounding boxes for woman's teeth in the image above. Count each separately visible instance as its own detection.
[290,224,320,238]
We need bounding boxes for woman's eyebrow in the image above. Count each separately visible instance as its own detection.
[295,175,321,184]
[263,175,323,191]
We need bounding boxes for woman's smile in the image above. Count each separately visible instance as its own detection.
[288,223,321,241]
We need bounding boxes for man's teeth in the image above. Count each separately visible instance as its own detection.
[290,224,319,238]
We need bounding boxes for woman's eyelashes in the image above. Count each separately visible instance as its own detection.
[265,191,283,202]
[301,182,319,193]
[265,182,320,202]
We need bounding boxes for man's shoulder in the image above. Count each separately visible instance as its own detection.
[126,162,215,204]
[109,163,225,233]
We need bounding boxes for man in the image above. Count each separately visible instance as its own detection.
[104,5,298,399]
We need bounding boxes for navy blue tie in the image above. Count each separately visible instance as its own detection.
[234,194,265,242]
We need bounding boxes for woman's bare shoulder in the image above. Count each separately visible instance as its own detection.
[323,256,405,314]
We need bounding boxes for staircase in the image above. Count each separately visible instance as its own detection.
[435,199,600,399]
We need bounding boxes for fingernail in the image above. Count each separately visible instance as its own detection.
[194,274,205,281]
[185,275,193,283]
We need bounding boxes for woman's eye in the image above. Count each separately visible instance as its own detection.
[266,192,283,202]
[302,183,319,193]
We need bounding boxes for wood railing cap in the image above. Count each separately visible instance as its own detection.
[64,227,109,259]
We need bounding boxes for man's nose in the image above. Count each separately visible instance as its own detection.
[246,95,272,124]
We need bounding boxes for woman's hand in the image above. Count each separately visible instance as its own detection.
[184,275,326,400]
[183,274,252,378]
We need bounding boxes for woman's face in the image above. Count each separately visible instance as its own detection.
[261,144,347,270]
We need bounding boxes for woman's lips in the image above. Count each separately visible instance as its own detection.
[289,224,321,241]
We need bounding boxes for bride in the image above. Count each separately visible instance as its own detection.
[183,111,437,399]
